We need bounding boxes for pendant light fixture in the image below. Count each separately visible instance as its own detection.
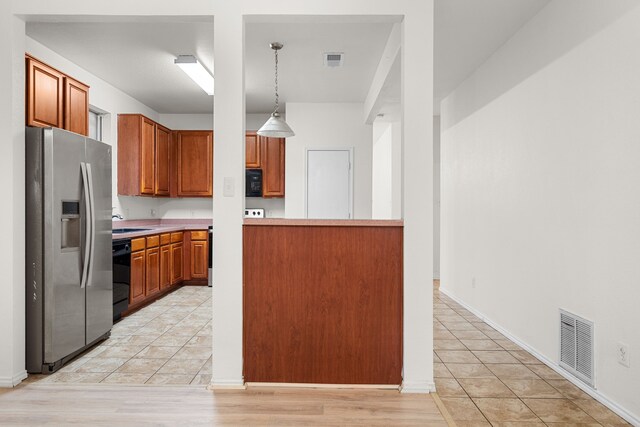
[257,42,295,138]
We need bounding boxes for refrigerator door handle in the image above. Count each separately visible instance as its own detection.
[86,162,96,288]
[80,162,91,289]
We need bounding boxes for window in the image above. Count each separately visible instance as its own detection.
[88,109,103,141]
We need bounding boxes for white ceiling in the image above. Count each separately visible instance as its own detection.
[27,20,215,114]
[434,0,550,113]
[245,23,393,114]
[25,1,551,116]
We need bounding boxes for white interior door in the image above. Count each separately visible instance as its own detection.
[306,149,352,219]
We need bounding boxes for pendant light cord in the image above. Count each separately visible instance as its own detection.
[273,47,279,115]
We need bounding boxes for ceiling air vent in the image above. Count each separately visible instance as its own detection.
[559,309,595,387]
[324,52,344,68]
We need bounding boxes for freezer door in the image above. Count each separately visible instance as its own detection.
[85,137,113,343]
[43,128,87,363]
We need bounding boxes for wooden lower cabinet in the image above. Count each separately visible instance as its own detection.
[145,247,160,297]
[190,240,208,279]
[159,244,171,290]
[171,242,184,284]
[126,230,208,311]
[130,250,146,305]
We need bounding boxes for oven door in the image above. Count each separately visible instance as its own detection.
[112,239,131,321]
[246,169,263,197]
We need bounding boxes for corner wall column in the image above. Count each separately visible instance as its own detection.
[401,2,435,393]
[211,10,245,388]
[0,7,27,387]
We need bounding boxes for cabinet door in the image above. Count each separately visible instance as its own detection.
[177,131,213,197]
[245,131,261,168]
[64,76,89,136]
[171,243,184,285]
[26,57,64,129]
[130,250,146,305]
[159,244,171,290]
[155,125,171,196]
[261,137,285,197]
[140,117,156,195]
[190,240,208,279]
[146,247,160,297]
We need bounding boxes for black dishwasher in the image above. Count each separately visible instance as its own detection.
[112,239,131,322]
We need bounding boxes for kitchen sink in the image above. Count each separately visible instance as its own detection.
[112,228,152,234]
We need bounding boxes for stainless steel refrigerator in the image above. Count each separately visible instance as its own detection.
[26,126,113,374]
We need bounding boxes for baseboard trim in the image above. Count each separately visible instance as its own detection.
[0,370,27,388]
[400,380,436,394]
[439,287,640,426]
[208,381,247,390]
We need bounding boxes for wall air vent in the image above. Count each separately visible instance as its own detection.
[324,52,344,68]
[559,309,595,387]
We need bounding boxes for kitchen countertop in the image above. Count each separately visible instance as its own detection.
[243,218,404,227]
[111,219,212,240]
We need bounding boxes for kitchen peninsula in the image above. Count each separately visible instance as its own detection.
[243,219,403,385]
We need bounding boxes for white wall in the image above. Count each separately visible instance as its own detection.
[433,116,440,279]
[372,121,393,218]
[441,0,640,422]
[285,103,373,219]
[372,118,402,219]
[158,113,213,130]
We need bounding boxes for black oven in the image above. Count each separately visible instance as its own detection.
[112,239,131,322]
[246,169,263,197]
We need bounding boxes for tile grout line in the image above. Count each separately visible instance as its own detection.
[435,291,606,426]
[442,297,552,425]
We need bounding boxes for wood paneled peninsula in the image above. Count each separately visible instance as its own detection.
[243,219,403,385]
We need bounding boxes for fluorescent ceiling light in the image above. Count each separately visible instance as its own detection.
[174,55,214,95]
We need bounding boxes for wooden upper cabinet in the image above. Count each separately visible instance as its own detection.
[261,136,285,197]
[26,55,89,136]
[26,57,64,129]
[155,125,171,196]
[118,114,171,197]
[176,131,213,197]
[140,117,156,195]
[245,131,261,168]
[64,76,89,136]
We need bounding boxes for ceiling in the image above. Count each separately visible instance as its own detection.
[245,23,393,114]
[26,20,215,114]
[26,1,551,116]
[434,0,550,113]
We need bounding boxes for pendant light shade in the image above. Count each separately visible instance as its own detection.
[258,42,295,138]
[257,112,295,138]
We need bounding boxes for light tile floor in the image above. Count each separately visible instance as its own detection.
[29,286,212,386]
[433,285,630,426]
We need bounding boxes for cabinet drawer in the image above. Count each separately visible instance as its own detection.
[191,230,208,241]
[160,233,171,245]
[146,235,159,248]
[131,238,146,252]
[171,232,183,243]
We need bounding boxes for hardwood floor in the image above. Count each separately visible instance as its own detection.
[0,384,447,426]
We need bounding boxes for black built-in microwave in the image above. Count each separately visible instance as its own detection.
[246,169,263,197]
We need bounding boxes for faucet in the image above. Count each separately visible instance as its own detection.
[112,214,124,220]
